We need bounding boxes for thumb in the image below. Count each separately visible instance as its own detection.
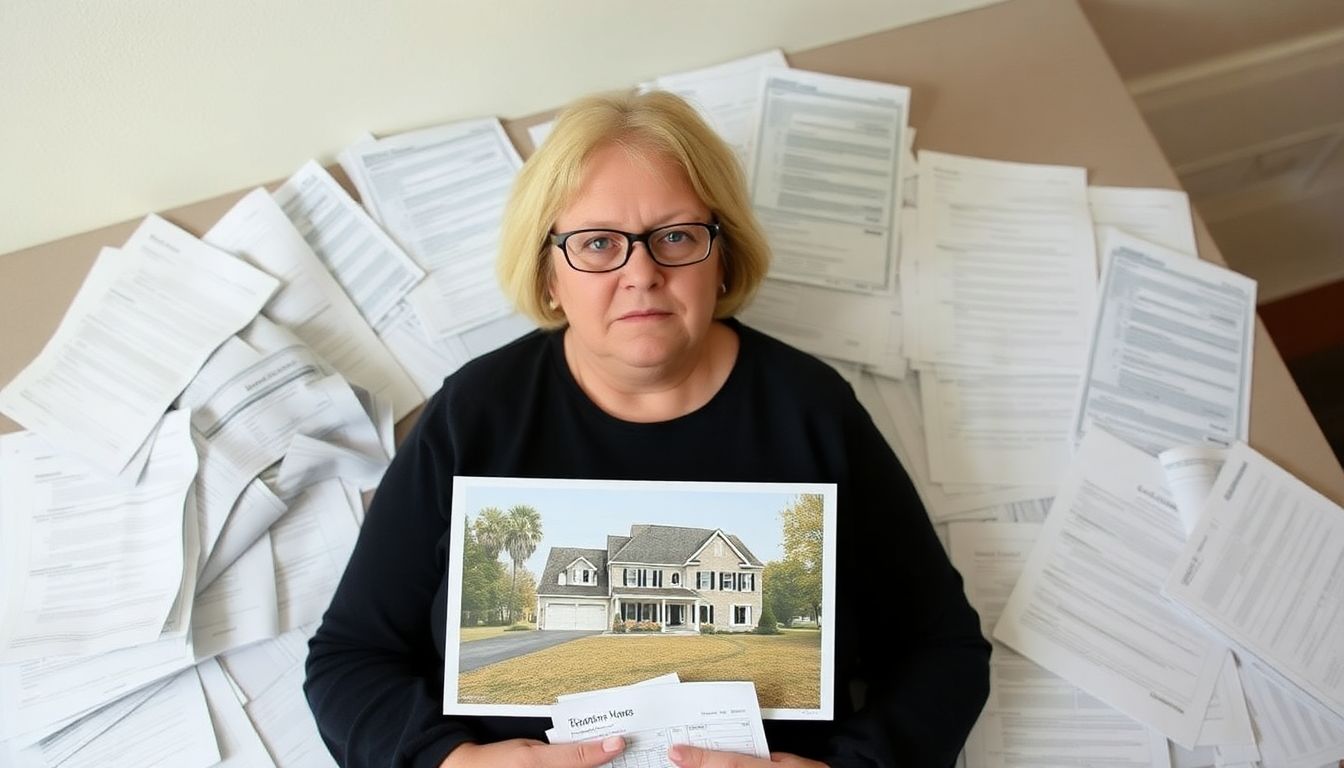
[668,744,710,767]
[539,735,626,767]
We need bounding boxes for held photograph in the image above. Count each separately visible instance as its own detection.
[444,476,838,720]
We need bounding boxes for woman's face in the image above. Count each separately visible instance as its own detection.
[548,144,723,376]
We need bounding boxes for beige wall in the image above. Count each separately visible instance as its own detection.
[0,0,1003,255]
[1079,0,1344,301]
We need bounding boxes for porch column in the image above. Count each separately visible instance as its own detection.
[660,599,666,631]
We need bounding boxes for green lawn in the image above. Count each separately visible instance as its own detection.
[457,631,821,710]
[460,624,536,643]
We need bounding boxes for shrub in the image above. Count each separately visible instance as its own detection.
[699,624,717,635]
[611,615,626,634]
[504,622,532,632]
[627,620,661,633]
[754,605,781,635]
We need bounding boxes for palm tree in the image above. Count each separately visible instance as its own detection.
[502,505,543,623]
[473,507,507,559]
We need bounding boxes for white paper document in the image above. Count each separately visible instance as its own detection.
[0,217,278,474]
[218,627,313,705]
[273,161,425,330]
[1238,658,1344,768]
[994,429,1226,747]
[1163,442,1344,720]
[749,68,908,295]
[242,663,337,768]
[643,49,787,167]
[0,632,194,743]
[1074,230,1256,455]
[920,367,1077,487]
[204,187,422,420]
[740,277,901,368]
[0,410,196,662]
[197,477,288,592]
[198,657,279,768]
[1157,445,1228,536]
[549,681,770,767]
[1088,187,1198,260]
[9,667,220,768]
[913,151,1096,372]
[191,532,280,661]
[273,433,387,499]
[270,480,360,632]
[949,522,1173,768]
[345,119,522,338]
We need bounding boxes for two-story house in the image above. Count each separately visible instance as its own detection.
[535,524,764,632]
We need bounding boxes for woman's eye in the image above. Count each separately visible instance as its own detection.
[583,237,613,252]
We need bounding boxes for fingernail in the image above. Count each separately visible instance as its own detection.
[668,745,685,762]
[602,735,624,753]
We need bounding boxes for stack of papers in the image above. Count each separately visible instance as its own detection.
[2,46,1338,768]
[546,676,770,768]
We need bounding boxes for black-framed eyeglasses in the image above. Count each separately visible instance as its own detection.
[549,222,720,273]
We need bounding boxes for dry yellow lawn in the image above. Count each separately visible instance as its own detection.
[457,630,821,710]
[460,624,536,643]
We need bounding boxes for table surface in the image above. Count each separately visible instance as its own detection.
[4,0,1341,503]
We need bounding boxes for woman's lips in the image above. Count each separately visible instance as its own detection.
[617,309,672,321]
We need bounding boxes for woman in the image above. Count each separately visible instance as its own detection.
[305,90,989,768]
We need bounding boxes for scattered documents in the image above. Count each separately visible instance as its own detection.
[994,429,1226,747]
[1164,442,1344,720]
[0,411,196,661]
[0,217,277,474]
[1075,229,1256,455]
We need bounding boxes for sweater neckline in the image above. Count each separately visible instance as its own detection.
[547,318,749,429]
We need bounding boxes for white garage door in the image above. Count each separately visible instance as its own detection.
[576,604,606,630]
[545,602,606,630]
[547,603,576,630]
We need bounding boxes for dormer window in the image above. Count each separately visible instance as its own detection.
[581,569,591,583]
[671,572,680,586]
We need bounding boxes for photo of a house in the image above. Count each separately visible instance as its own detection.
[444,477,838,720]
[537,524,764,633]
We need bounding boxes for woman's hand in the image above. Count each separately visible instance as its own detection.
[441,736,625,768]
[667,745,828,768]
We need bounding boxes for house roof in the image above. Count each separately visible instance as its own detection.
[610,525,763,567]
[606,535,631,561]
[538,546,608,597]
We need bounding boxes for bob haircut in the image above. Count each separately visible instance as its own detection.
[497,89,772,329]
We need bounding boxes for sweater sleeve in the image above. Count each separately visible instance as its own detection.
[304,394,473,768]
[818,392,992,768]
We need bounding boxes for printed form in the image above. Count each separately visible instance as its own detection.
[204,188,422,420]
[913,151,1096,373]
[344,119,522,339]
[0,216,278,475]
[749,68,908,295]
[642,49,788,167]
[550,681,769,767]
[1163,442,1344,720]
[994,429,1225,747]
[1075,229,1256,455]
[949,522,1173,768]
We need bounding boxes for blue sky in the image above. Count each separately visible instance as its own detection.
[456,481,813,576]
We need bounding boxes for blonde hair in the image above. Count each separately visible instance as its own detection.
[497,90,772,329]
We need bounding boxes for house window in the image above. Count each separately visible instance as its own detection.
[698,604,714,624]
[714,539,724,557]
[733,605,751,625]
[652,570,663,587]
[558,572,566,586]
[747,573,755,592]
[719,572,731,590]
[581,569,590,583]
[671,572,680,586]
[697,571,712,590]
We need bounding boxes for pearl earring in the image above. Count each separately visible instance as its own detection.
[547,297,559,310]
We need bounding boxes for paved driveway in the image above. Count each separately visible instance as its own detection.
[458,630,601,672]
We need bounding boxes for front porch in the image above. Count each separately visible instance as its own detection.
[613,594,713,633]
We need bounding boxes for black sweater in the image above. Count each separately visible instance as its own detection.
[305,319,989,768]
